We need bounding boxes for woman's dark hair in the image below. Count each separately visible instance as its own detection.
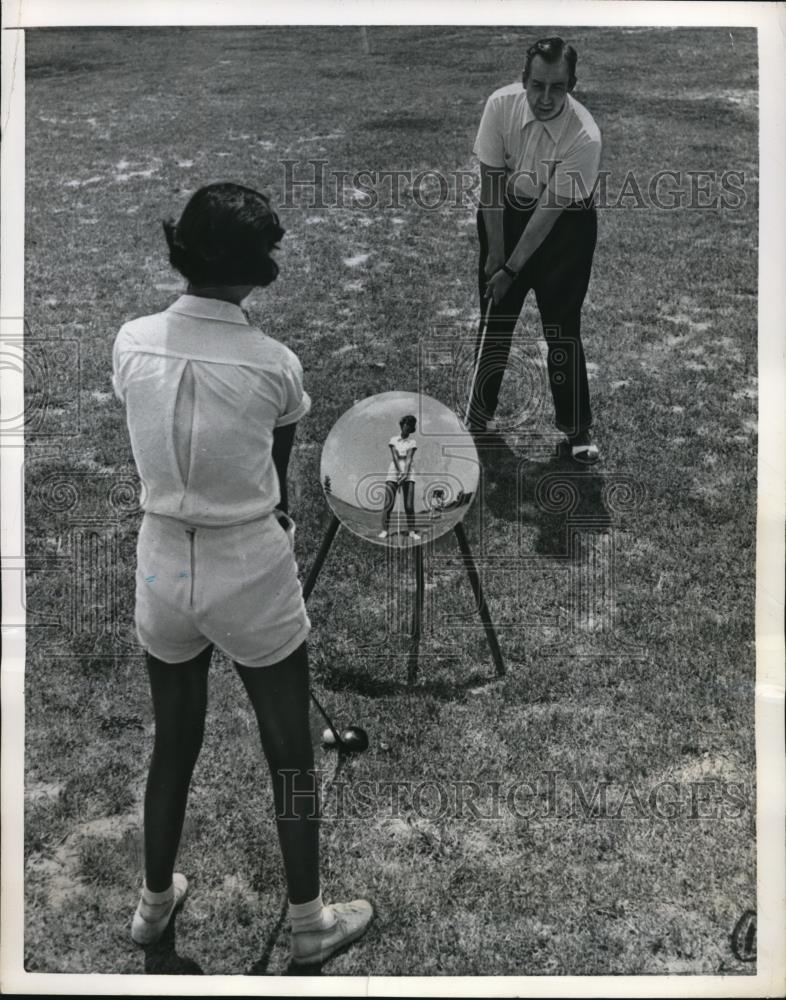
[162,182,285,287]
[522,36,577,90]
[400,414,417,432]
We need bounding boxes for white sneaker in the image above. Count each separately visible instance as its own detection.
[377,530,388,539]
[290,899,373,966]
[131,873,188,946]
[409,532,421,541]
[464,417,498,434]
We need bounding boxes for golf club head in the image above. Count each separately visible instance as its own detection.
[339,726,369,754]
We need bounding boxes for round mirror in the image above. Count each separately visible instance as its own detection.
[320,391,479,547]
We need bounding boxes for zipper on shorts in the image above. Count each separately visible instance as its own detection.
[185,527,196,607]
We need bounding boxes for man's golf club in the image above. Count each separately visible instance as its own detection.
[464,297,494,430]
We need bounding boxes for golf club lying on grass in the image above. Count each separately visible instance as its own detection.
[310,689,369,754]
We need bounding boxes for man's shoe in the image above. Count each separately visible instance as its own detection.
[377,530,388,539]
[131,874,189,946]
[409,532,421,541]
[563,430,599,465]
[290,899,374,966]
[464,417,499,435]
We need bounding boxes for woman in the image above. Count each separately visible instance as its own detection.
[112,183,372,966]
[378,414,420,540]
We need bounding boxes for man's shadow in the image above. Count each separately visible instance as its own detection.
[473,431,612,556]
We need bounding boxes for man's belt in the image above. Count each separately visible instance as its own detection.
[504,192,539,211]
[504,191,596,212]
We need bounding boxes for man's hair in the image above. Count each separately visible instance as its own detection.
[162,182,285,287]
[400,414,417,431]
[522,36,578,90]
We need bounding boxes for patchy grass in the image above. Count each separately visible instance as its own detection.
[23,25,757,976]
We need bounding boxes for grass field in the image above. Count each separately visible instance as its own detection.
[22,26,758,976]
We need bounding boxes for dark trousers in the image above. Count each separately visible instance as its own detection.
[470,198,597,435]
[382,479,415,532]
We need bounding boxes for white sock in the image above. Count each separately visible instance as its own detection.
[141,881,174,908]
[289,893,336,933]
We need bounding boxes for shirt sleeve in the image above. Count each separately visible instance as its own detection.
[549,133,602,203]
[111,330,127,404]
[275,353,311,428]
[473,95,506,169]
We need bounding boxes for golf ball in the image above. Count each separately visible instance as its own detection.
[321,727,337,746]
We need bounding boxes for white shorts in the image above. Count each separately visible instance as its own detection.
[135,511,310,667]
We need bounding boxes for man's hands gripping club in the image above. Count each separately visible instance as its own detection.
[480,161,571,305]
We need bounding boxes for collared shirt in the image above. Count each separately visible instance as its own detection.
[474,84,602,203]
[112,294,311,526]
[387,435,417,482]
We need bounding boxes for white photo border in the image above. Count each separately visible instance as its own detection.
[2,1,783,996]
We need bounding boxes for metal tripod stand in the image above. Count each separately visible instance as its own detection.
[302,514,505,686]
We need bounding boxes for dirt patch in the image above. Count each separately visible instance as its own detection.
[26,781,65,803]
[343,253,370,268]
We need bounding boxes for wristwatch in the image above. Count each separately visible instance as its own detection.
[501,263,519,279]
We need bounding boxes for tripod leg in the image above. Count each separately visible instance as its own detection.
[302,514,341,603]
[453,522,506,676]
[406,543,425,687]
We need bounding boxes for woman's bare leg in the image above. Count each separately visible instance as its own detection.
[234,642,319,904]
[143,645,212,892]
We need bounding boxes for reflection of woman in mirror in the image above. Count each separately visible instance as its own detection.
[379,415,420,540]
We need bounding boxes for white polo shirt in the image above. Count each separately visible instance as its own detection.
[387,435,417,482]
[474,84,601,203]
[112,294,311,526]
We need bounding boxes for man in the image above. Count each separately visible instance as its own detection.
[467,36,601,463]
